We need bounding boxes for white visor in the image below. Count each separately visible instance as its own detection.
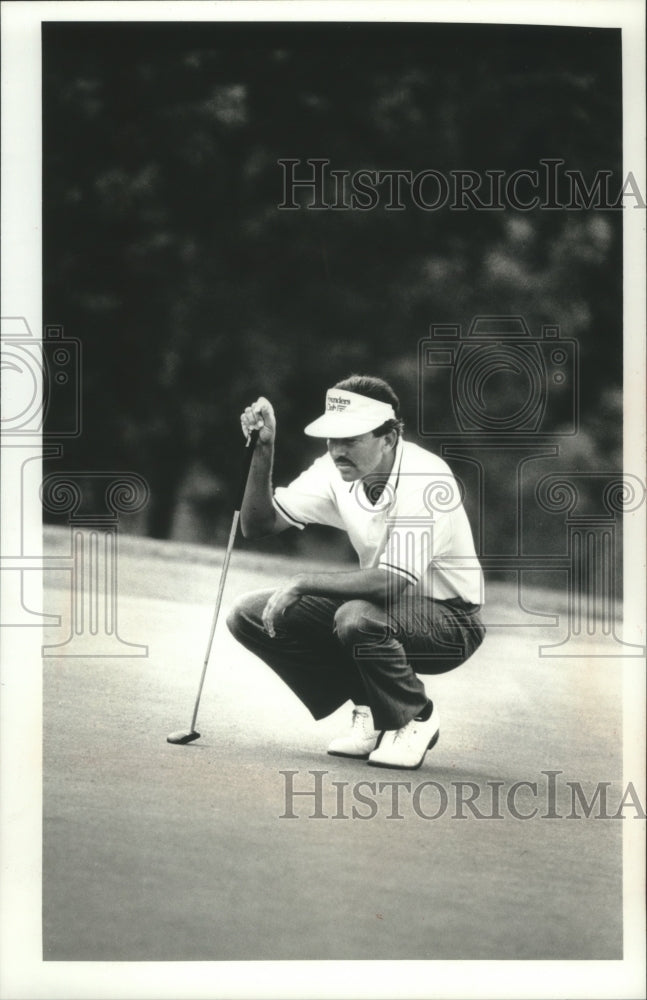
[304,388,396,438]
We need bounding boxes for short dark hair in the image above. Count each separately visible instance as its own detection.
[333,374,404,438]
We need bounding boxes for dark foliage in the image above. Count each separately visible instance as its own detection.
[43,22,623,567]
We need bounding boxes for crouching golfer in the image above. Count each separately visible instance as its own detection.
[227,375,485,770]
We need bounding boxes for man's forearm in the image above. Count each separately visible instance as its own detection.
[291,567,407,606]
[240,442,279,538]
[261,565,409,636]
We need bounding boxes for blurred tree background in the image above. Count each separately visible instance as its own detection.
[43,21,623,576]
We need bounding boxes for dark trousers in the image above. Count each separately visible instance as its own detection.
[226,589,486,731]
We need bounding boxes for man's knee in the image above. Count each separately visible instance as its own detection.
[226,590,268,638]
[333,600,385,646]
[226,597,245,638]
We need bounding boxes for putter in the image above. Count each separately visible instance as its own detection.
[167,428,260,744]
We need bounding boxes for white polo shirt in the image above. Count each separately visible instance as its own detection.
[273,439,484,605]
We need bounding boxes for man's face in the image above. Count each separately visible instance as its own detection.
[327,431,396,482]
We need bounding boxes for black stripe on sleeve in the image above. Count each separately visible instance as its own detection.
[273,495,307,529]
[379,561,419,585]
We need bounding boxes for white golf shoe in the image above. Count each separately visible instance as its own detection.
[327,706,381,759]
[368,703,440,770]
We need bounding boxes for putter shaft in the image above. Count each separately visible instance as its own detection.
[168,429,258,744]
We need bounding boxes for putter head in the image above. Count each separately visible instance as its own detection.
[166,730,201,745]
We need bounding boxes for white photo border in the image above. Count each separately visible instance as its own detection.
[1,2,645,998]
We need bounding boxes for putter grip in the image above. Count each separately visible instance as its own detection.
[234,428,260,511]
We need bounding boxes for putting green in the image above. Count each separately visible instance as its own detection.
[42,528,624,961]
